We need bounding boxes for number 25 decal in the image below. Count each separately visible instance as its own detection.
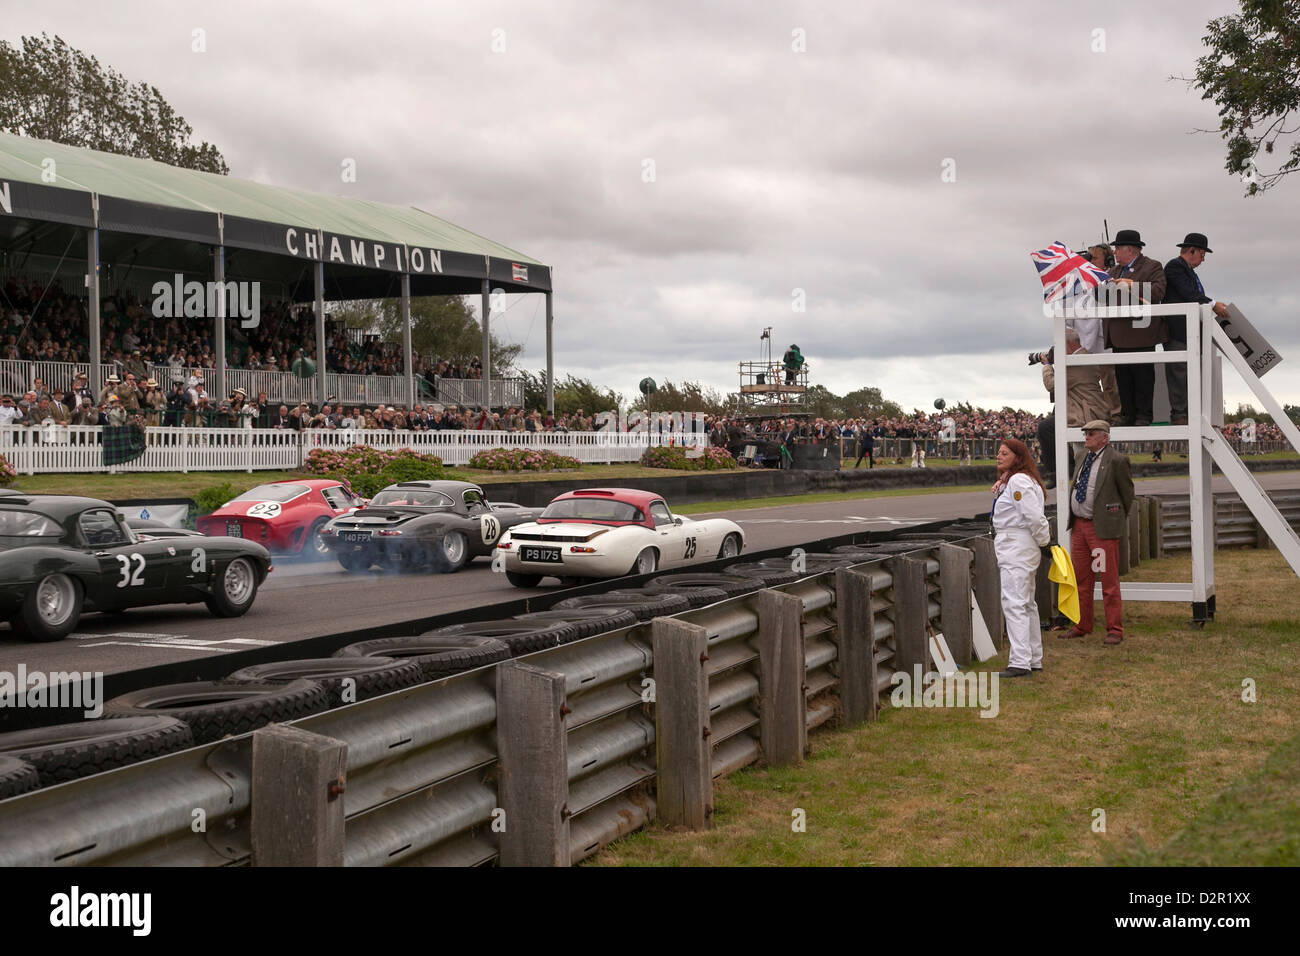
[683,537,697,560]
[115,552,145,588]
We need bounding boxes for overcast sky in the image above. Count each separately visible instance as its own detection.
[9,0,1299,414]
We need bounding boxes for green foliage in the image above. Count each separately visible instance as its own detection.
[331,296,521,376]
[641,445,736,471]
[840,386,904,419]
[0,33,228,173]
[1191,1,1300,194]
[519,370,623,417]
[195,481,239,516]
[302,446,446,499]
[642,380,730,416]
[467,448,581,472]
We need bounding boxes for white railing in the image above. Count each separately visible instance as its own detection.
[0,425,707,474]
[0,359,523,409]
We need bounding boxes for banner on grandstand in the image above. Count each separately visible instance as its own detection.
[0,179,94,227]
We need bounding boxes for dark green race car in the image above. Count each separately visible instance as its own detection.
[0,489,272,642]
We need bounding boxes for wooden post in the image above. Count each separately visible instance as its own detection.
[651,617,713,829]
[890,556,928,675]
[938,544,973,666]
[251,724,347,867]
[1138,495,1152,559]
[834,567,877,724]
[968,536,1003,653]
[1150,497,1164,559]
[497,661,570,866]
[1118,509,1131,575]
[755,590,807,766]
[1034,550,1052,626]
[1128,501,1141,568]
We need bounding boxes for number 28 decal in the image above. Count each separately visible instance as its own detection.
[115,553,145,587]
[683,537,697,560]
[480,514,502,545]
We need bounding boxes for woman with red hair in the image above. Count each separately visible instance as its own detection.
[991,438,1051,677]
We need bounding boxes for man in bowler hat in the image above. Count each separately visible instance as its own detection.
[1106,229,1166,426]
[1163,233,1230,426]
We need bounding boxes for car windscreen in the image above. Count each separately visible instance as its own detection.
[232,484,309,503]
[0,509,63,545]
[370,490,454,507]
[540,499,645,523]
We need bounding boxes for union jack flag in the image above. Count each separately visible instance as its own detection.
[1030,241,1111,304]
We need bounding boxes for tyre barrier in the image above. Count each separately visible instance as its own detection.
[103,681,328,746]
[335,635,512,680]
[512,607,640,640]
[643,572,764,600]
[554,589,692,622]
[228,657,427,709]
[423,620,579,655]
[0,755,40,799]
[0,716,195,788]
[720,561,800,586]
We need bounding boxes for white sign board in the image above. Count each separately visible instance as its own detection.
[928,631,959,677]
[1220,305,1282,378]
[115,503,191,528]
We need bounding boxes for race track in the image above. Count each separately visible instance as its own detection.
[3,470,1297,677]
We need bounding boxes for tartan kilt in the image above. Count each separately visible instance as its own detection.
[104,424,148,466]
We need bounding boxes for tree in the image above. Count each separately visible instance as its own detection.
[642,380,730,416]
[0,33,228,174]
[1189,1,1300,195]
[519,371,622,417]
[334,296,521,374]
[841,386,904,419]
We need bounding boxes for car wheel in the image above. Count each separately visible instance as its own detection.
[337,551,368,573]
[306,518,330,560]
[718,533,742,560]
[204,557,259,618]
[13,573,83,643]
[629,548,658,576]
[433,532,469,573]
[505,571,542,588]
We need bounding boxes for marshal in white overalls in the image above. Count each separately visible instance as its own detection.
[992,473,1051,671]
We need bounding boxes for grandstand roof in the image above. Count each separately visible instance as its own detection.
[0,132,551,296]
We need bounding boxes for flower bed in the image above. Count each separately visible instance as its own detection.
[303,446,447,497]
[0,454,15,487]
[468,447,582,472]
[641,445,736,471]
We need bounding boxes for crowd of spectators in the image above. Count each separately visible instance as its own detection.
[0,276,479,382]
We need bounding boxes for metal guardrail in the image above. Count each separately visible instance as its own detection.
[0,535,994,867]
[1155,491,1300,552]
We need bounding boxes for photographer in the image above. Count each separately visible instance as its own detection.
[165,378,191,427]
[1033,329,1108,487]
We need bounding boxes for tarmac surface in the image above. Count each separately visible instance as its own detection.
[2,469,1296,676]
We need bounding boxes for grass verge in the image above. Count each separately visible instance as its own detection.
[590,547,1300,866]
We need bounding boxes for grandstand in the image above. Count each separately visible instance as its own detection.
[0,132,547,410]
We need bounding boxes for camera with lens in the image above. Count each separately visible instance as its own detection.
[1027,346,1055,366]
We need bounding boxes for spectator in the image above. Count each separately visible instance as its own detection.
[1105,228,1167,427]
[0,394,20,426]
[1164,233,1230,427]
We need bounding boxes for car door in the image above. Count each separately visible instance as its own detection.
[648,499,688,569]
[462,488,498,555]
[78,508,172,607]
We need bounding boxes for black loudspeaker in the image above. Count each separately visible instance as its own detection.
[756,373,766,385]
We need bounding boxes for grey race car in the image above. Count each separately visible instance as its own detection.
[320,480,537,574]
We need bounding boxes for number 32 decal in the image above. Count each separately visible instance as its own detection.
[116,552,145,587]
[683,537,697,560]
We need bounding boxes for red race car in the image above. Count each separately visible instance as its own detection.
[198,479,365,558]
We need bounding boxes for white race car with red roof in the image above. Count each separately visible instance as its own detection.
[496,487,745,587]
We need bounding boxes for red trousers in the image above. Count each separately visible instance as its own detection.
[1071,518,1123,636]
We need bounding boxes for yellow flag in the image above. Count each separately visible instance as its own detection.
[1046,544,1079,623]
